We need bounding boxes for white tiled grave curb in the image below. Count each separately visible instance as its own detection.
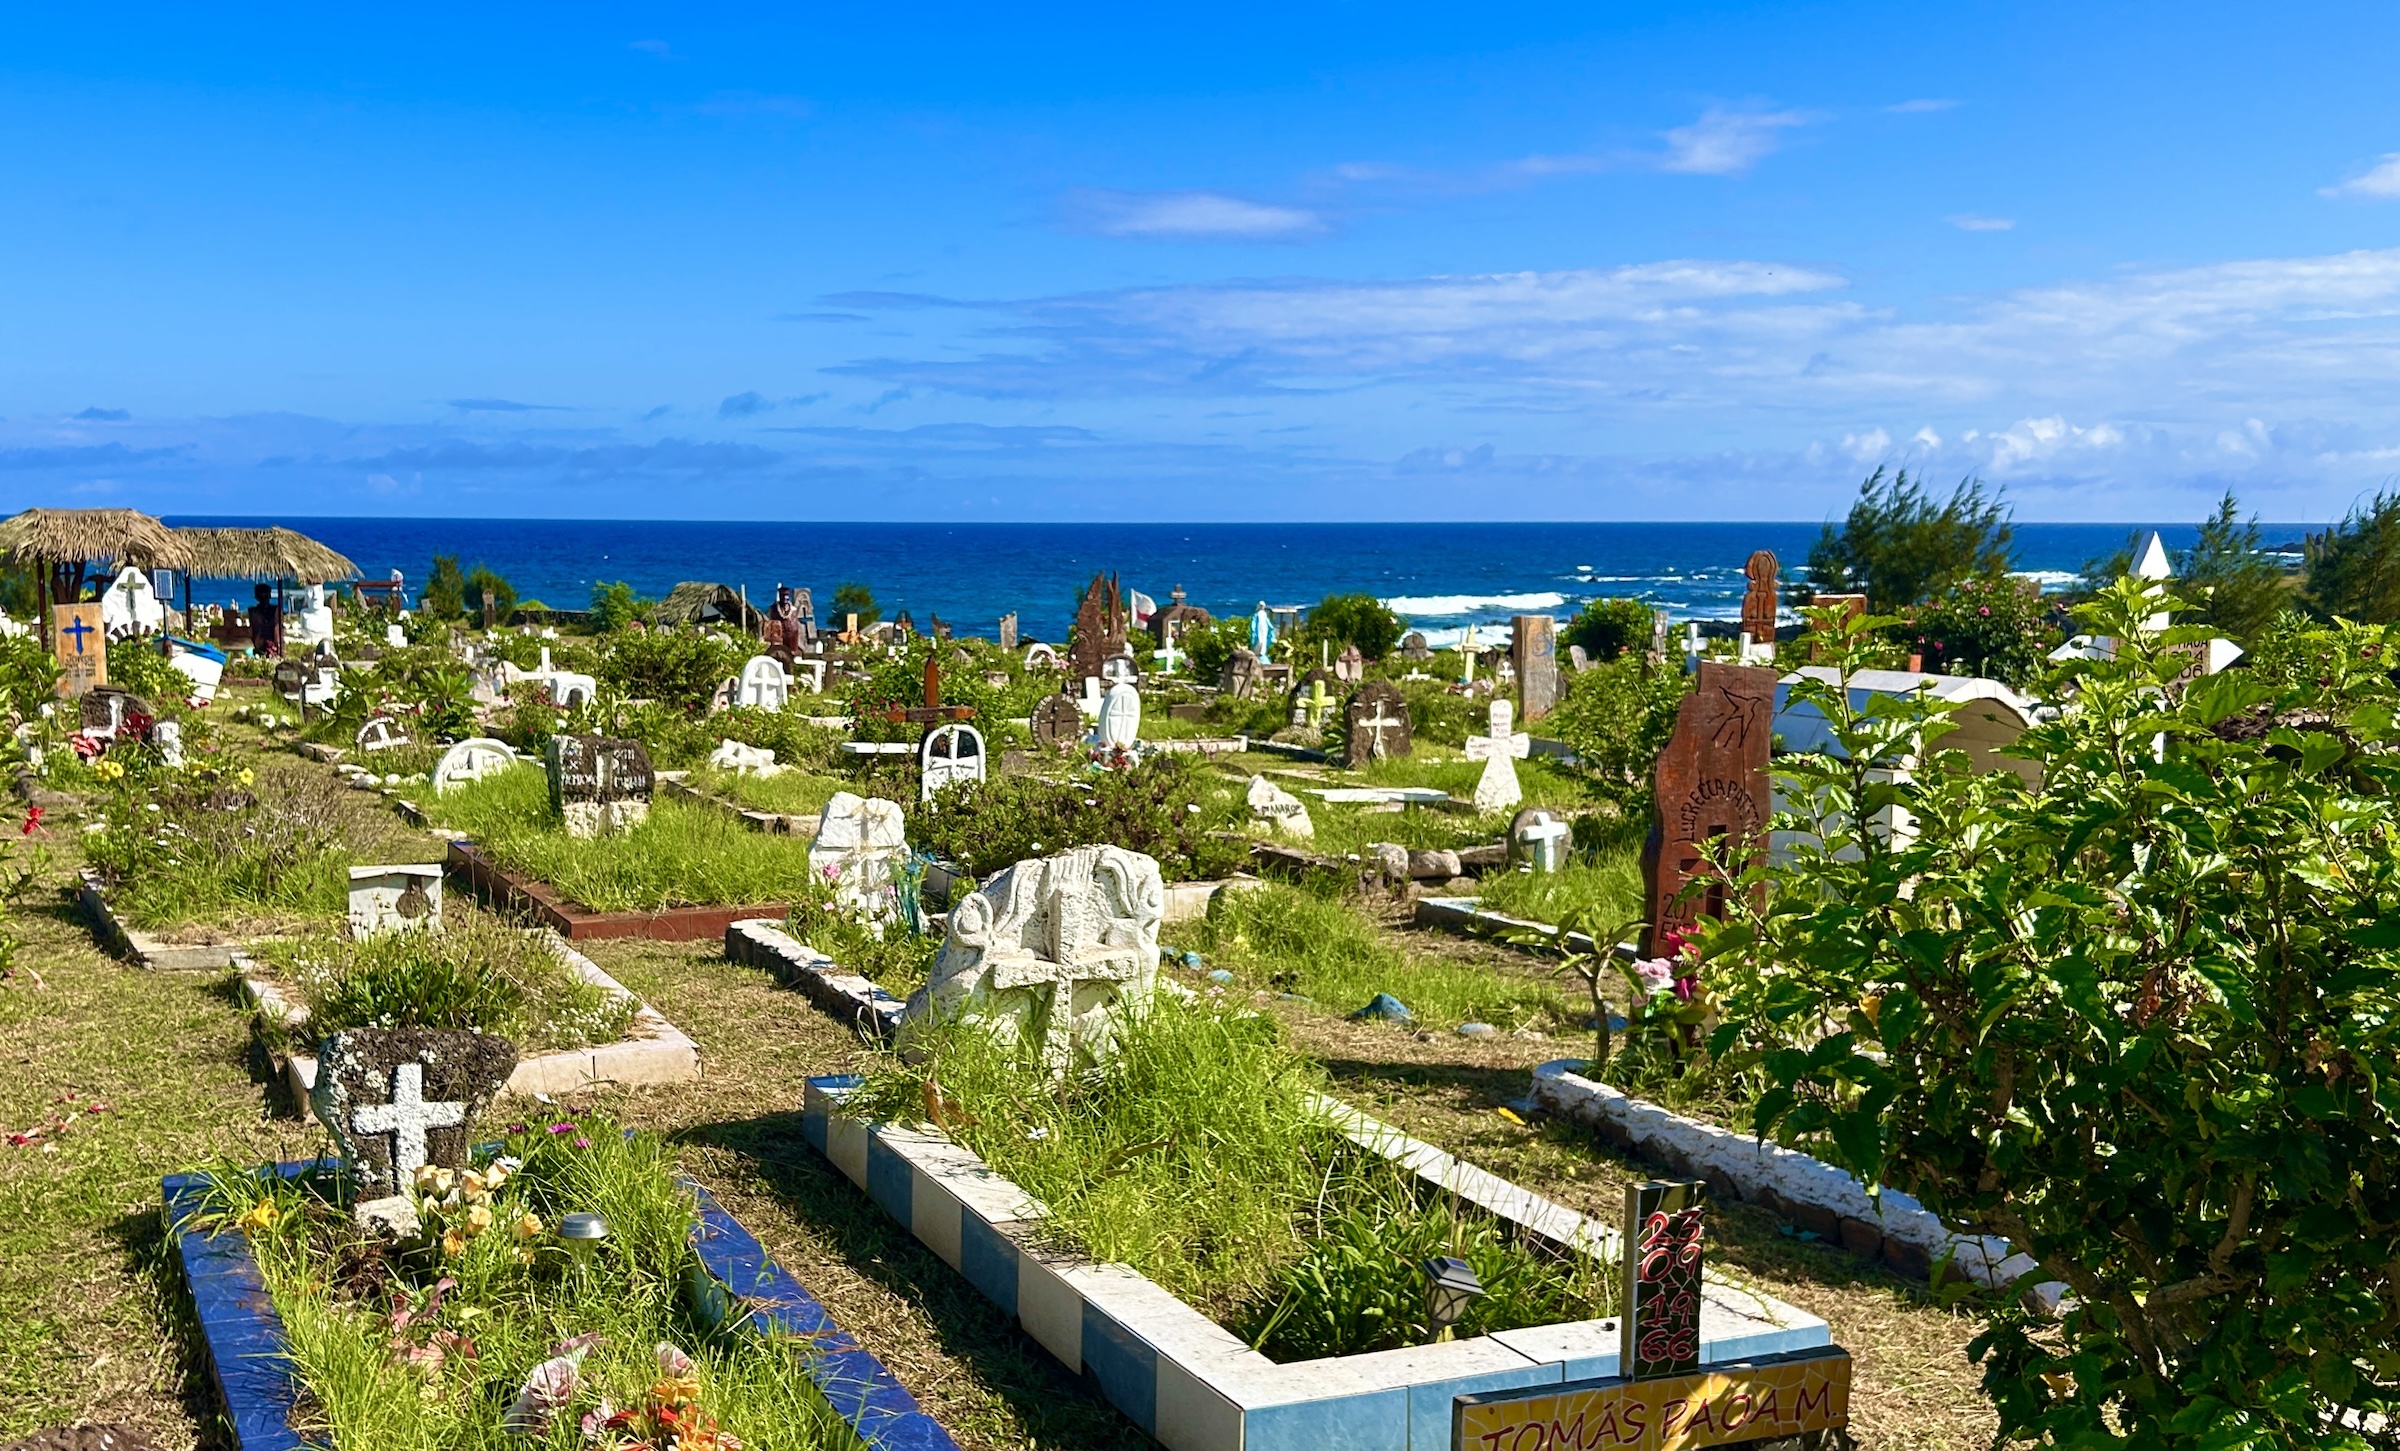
[803,1078,1829,1451]
[1530,1060,2064,1311]
[78,869,261,971]
[239,932,701,1102]
[725,918,910,1041]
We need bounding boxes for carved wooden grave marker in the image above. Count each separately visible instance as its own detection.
[1641,661,1775,956]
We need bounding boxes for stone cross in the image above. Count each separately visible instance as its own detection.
[1463,699,1531,813]
[1458,626,1483,686]
[352,1062,465,1184]
[1159,635,1180,674]
[1341,679,1414,767]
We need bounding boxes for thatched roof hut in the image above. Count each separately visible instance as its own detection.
[174,526,358,585]
[0,508,197,634]
[649,581,763,633]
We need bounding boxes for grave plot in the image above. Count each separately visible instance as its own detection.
[167,1101,953,1450]
[80,752,449,968]
[790,845,1840,1450]
[405,750,813,940]
[238,906,700,1105]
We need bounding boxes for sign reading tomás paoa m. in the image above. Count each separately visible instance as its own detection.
[1452,1348,1851,1451]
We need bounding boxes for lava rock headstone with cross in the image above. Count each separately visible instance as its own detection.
[310,1028,518,1197]
[1220,646,1263,700]
[1031,691,1084,752]
[546,734,655,838]
[78,686,153,743]
[1341,679,1413,767]
[1641,661,1775,956]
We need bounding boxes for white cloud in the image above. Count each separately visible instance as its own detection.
[1886,99,1959,114]
[1840,428,1891,461]
[1659,108,1812,175]
[2322,154,2400,199]
[1910,426,1942,449]
[1070,190,1325,241]
[1949,215,2016,231]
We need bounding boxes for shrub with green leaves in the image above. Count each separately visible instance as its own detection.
[1544,656,1690,813]
[593,627,748,711]
[1560,597,1655,663]
[1297,593,1404,661]
[1710,585,2400,1446]
[1889,575,2057,686]
[913,753,1248,881]
[256,914,636,1053]
[1800,465,2015,611]
[0,628,60,720]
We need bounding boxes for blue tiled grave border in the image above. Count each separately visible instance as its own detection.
[162,1161,959,1451]
[803,1074,1831,1451]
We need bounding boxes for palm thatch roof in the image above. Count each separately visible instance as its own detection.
[649,581,764,631]
[173,526,358,584]
[0,508,194,570]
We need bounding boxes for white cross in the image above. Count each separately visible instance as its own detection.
[1458,626,1483,685]
[1355,699,1405,760]
[1160,636,1180,674]
[351,1061,466,1182]
[1463,699,1531,814]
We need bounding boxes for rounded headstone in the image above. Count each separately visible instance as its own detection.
[1031,692,1083,752]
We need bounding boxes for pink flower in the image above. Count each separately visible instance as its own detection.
[1633,958,1676,995]
[546,1122,576,1134]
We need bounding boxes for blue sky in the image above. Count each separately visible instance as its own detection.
[5,2,2400,522]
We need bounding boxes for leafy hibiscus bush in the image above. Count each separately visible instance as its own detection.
[914,753,1248,882]
[1709,587,2400,1446]
[1889,575,2058,686]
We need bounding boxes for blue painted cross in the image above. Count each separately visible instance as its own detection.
[60,613,94,656]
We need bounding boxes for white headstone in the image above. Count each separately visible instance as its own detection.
[431,737,521,794]
[289,582,335,650]
[1246,775,1314,840]
[1463,699,1531,814]
[546,672,597,711]
[1076,676,1106,719]
[920,723,987,800]
[100,565,164,637]
[792,658,828,693]
[349,864,443,937]
[808,792,910,919]
[1024,643,1061,672]
[737,655,790,711]
[357,715,409,753]
[905,844,1165,1069]
[386,622,408,648]
[1094,680,1142,749]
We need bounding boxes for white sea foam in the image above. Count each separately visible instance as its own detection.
[2010,569,2085,591]
[1382,590,1568,617]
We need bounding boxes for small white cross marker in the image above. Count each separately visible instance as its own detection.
[351,1061,467,1182]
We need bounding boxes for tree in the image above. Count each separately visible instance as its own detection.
[1560,597,1655,663]
[2083,492,2291,645]
[1800,467,2014,612]
[463,564,516,624]
[831,582,881,627]
[1298,593,1403,661]
[422,555,466,620]
[588,580,651,634]
[1178,615,1251,683]
[2303,489,2400,623]
[1892,576,2057,686]
[1711,591,2400,1447]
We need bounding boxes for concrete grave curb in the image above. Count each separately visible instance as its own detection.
[1411,895,1609,956]
[725,918,910,1042]
[1529,1061,2060,1307]
[163,1162,958,1451]
[447,839,788,942]
[803,1076,1830,1451]
[241,933,701,1101]
[79,868,269,971]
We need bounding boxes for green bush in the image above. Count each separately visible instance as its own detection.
[0,630,61,720]
[2303,488,2400,624]
[1560,597,1654,663]
[1543,657,1689,811]
[587,580,650,634]
[1297,593,1403,661]
[1889,575,2057,686]
[831,582,880,627]
[1179,615,1252,684]
[421,555,466,620]
[594,628,747,711]
[1713,588,2400,1446]
[462,564,515,624]
[914,754,1248,882]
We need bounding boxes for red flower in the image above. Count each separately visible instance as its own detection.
[20,806,42,836]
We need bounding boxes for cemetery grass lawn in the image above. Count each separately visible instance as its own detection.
[1256,918,1999,1451]
[1472,850,1647,929]
[420,767,821,912]
[682,764,852,822]
[1164,881,1582,1031]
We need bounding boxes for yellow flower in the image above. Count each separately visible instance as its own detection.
[440,1229,467,1258]
[413,1164,444,1191]
[512,1212,542,1242]
[237,768,255,786]
[236,1199,279,1235]
[464,1204,494,1234]
[650,1375,702,1409]
[459,1169,487,1195]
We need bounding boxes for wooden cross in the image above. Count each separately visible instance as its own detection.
[884,656,976,731]
[1458,625,1484,684]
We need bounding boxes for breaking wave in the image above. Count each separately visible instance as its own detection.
[1382,590,1569,617]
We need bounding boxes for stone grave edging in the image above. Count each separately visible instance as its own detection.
[1530,1061,2061,1308]
[446,839,788,942]
[658,774,814,836]
[162,1162,959,1451]
[77,867,264,971]
[803,1074,1830,1451]
[239,933,701,1103]
[1411,895,1604,955]
[725,918,910,1042]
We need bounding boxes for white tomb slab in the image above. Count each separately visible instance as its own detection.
[349,864,444,938]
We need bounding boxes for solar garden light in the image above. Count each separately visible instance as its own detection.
[559,1211,610,1274]
[1422,1255,1485,1342]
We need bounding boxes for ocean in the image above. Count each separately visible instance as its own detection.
[162,518,2233,646]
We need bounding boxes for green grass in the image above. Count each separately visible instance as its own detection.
[185,1117,859,1451]
[682,765,853,821]
[1472,847,1646,929]
[1286,755,1606,859]
[1165,881,1573,1029]
[422,767,824,912]
[856,998,1612,1359]
[249,913,639,1054]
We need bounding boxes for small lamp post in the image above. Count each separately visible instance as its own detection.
[559,1211,609,1278]
[1422,1255,1485,1342]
